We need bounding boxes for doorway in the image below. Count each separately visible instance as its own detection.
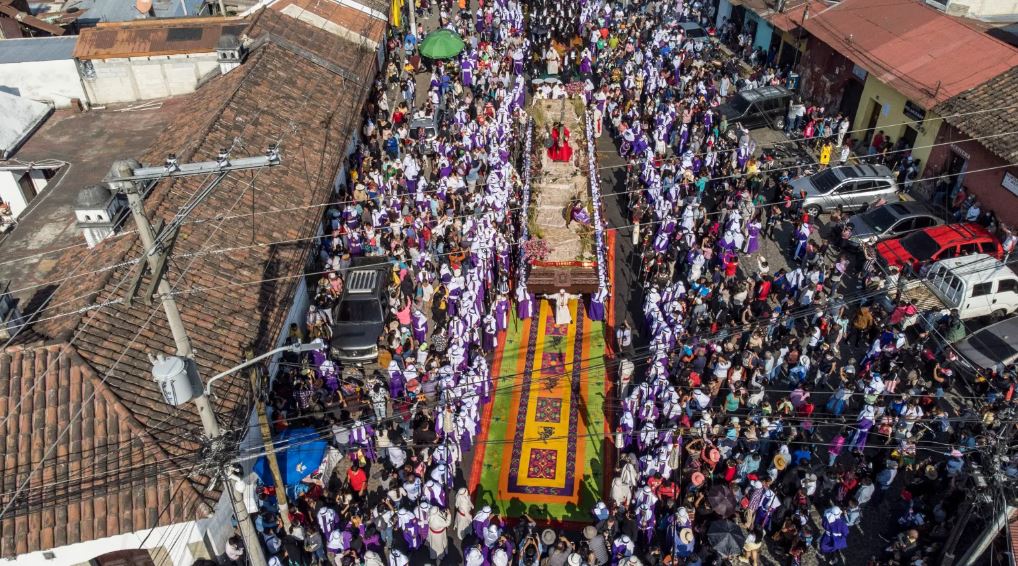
[860,99,881,149]
[946,149,968,191]
[839,79,864,124]
[92,549,155,566]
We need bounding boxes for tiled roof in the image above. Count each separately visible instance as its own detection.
[247,2,384,64]
[74,17,249,60]
[267,0,387,47]
[0,343,208,558]
[802,0,1018,109]
[934,66,1018,163]
[16,9,379,556]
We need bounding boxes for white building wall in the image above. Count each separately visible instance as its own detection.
[929,0,1018,18]
[0,59,86,109]
[0,171,29,218]
[0,517,210,566]
[81,54,219,105]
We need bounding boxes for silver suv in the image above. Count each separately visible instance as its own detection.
[791,164,899,216]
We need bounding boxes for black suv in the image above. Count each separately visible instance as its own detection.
[330,257,390,363]
[719,86,793,130]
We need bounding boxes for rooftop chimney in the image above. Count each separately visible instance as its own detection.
[216,34,245,75]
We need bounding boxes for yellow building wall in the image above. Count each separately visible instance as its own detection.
[851,75,940,167]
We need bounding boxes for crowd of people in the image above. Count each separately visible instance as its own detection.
[206,1,1018,566]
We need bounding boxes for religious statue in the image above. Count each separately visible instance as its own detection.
[542,289,580,325]
[547,122,573,163]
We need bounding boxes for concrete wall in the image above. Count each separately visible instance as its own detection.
[0,518,210,566]
[851,75,940,165]
[0,59,86,109]
[80,54,220,105]
[925,122,1018,227]
[0,169,47,219]
[937,0,1018,19]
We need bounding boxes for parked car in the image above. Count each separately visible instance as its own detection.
[845,201,943,248]
[330,257,390,363]
[872,222,1003,273]
[792,164,898,215]
[952,315,1018,378]
[880,254,1018,323]
[678,21,709,43]
[718,86,792,130]
[409,114,439,147]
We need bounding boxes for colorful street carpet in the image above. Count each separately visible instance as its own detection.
[472,299,608,523]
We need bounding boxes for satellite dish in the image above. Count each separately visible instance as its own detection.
[136,0,152,13]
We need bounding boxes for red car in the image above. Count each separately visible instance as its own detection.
[874,222,1003,271]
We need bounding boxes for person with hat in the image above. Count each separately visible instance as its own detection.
[425,504,450,560]
[583,525,611,566]
[453,487,473,540]
[819,505,849,562]
[545,533,575,566]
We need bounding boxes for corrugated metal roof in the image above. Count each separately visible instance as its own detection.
[802,0,1018,109]
[0,36,77,64]
[66,0,205,24]
[74,17,248,60]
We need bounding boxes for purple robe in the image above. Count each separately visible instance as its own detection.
[494,297,510,331]
[402,517,424,550]
[412,310,428,343]
[517,291,534,320]
[744,223,761,254]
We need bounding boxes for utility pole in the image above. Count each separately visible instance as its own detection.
[108,149,280,566]
[407,0,416,42]
[247,348,292,532]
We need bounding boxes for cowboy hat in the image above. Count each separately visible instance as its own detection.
[707,448,721,464]
[541,529,557,546]
[773,454,788,471]
[567,554,583,566]
[583,526,597,540]
[690,471,705,486]
[680,528,694,544]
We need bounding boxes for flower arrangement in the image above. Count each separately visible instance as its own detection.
[585,112,609,298]
[517,120,534,293]
[523,237,553,263]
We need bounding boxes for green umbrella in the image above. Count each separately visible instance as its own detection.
[418,29,466,59]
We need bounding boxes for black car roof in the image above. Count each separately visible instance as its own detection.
[738,85,790,102]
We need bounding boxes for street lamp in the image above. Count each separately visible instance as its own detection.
[150,338,324,566]
[150,339,326,403]
[202,338,325,396]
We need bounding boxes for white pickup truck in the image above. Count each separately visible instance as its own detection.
[883,254,1018,323]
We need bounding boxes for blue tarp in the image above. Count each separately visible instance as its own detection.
[253,427,328,490]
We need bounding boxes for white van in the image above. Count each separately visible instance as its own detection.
[897,254,1018,321]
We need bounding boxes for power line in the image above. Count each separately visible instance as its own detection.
[2,122,1014,315]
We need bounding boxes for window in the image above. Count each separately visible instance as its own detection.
[837,180,875,194]
[958,243,981,256]
[972,282,992,297]
[891,219,913,234]
[978,241,996,254]
[810,170,842,193]
[912,217,936,229]
[901,232,940,259]
[999,279,1018,294]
